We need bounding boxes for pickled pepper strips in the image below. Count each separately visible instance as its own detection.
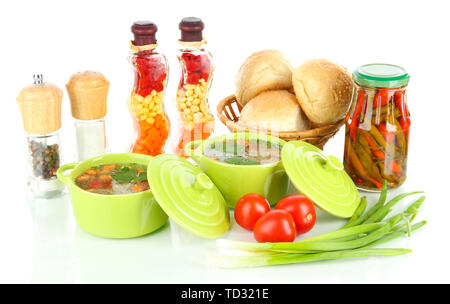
[129,51,170,156]
[373,89,394,108]
[344,86,410,190]
[348,89,365,141]
[361,133,385,159]
[394,90,411,141]
[344,136,383,189]
[176,52,214,157]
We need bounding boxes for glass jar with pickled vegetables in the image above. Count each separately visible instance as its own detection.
[344,64,410,191]
[128,21,170,156]
[175,17,215,157]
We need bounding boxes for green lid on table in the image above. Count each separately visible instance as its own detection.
[353,63,410,88]
[147,154,230,239]
[281,141,360,218]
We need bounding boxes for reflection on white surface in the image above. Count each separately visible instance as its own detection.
[18,186,432,283]
[26,192,78,283]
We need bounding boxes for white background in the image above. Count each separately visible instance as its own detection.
[0,0,449,283]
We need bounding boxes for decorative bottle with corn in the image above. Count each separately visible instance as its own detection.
[128,21,170,156]
[175,17,214,157]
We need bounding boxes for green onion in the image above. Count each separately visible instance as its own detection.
[221,223,393,253]
[363,221,426,248]
[211,188,426,268]
[343,181,388,228]
[208,248,412,269]
[363,191,424,224]
[301,223,383,242]
[342,197,367,228]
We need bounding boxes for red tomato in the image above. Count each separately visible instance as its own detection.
[275,195,316,234]
[234,194,271,230]
[253,210,296,243]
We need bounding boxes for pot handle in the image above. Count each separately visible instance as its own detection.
[57,163,79,186]
[184,140,203,164]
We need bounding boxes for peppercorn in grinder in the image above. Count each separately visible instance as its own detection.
[16,75,64,198]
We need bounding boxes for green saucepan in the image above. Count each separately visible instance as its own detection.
[57,153,168,239]
[185,132,290,207]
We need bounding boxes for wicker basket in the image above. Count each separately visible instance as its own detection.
[217,95,345,149]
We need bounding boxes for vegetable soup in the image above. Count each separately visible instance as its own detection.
[75,163,149,195]
[204,138,282,165]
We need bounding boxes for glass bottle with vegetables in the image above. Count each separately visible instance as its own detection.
[175,17,215,157]
[344,64,410,191]
[16,74,64,198]
[128,21,170,156]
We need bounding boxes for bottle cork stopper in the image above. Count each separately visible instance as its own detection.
[66,71,110,120]
[16,75,63,134]
[131,21,158,46]
[179,17,204,42]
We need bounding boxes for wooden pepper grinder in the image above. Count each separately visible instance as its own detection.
[16,74,64,198]
[66,71,109,161]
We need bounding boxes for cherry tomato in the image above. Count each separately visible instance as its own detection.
[275,195,316,234]
[234,194,271,230]
[253,210,296,243]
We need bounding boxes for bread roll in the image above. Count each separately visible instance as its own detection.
[292,59,353,125]
[235,50,293,107]
[238,90,310,132]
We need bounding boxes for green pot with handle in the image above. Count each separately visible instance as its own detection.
[57,153,168,239]
[185,132,290,207]
[185,132,360,218]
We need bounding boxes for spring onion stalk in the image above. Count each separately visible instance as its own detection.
[216,247,284,258]
[384,197,425,227]
[217,224,393,254]
[301,223,383,242]
[377,209,393,223]
[212,190,426,268]
[342,197,367,228]
[402,196,425,223]
[343,182,387,228]
[216,239,319,254]
[363,191,424,224]
[268,224,393,253]
[208,248,412,269]
[363,221,426,248]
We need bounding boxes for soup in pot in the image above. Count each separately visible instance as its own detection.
[75,163,149,195]
[204,138,282,165]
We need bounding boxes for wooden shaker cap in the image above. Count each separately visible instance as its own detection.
[16,75,63,134]
[66,71,110,120]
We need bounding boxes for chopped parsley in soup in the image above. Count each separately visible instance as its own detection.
[75,163,149,195]
[204,138,282,165]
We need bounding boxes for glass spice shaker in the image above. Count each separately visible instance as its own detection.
[16,74,64,198]
[343,64,410,191]
[128,21,170,156]
[66,71,110,161]
[175,17,215,157]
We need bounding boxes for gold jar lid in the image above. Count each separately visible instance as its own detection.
[16,75,63,134]
[66,71,110,120]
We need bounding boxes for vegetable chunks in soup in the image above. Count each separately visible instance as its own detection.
[204,139,282,165]
[75,163,149,195]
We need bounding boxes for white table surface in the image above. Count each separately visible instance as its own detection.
[1,0,449,284]
[0,128,446,284]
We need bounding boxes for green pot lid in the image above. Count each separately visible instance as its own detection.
[282,141,360,218]
[353,63,410,88]
[147,154,230,239]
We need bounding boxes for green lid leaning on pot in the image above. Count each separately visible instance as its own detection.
[147,154,230,239]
